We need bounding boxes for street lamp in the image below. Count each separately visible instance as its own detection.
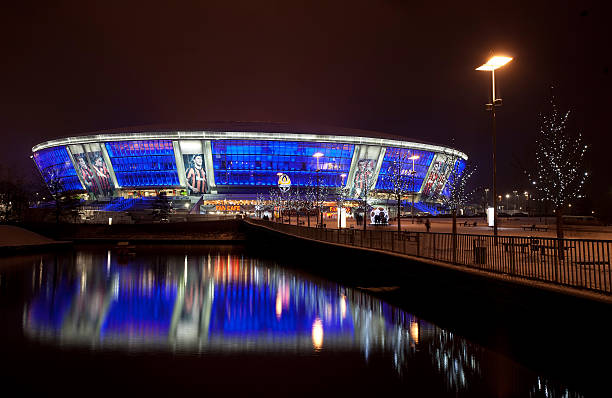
[408,155,420,224]
[505,193,510,211]
[477,55,513,240]
[313,152,324,227]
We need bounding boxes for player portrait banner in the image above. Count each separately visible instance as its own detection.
[74,151,113,197]
[422,154,453,199]
[351,159,376,198]
[183,154,208,195]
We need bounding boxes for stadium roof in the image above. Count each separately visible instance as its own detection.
[32,121,467,159]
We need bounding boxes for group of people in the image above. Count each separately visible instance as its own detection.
[76,154,112,197]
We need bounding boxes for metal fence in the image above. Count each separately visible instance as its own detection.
[246,219,612,295]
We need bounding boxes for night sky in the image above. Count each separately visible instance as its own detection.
[1,1,610,211]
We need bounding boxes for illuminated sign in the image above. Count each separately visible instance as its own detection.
[215,205,241,212]
[277,173,291,192]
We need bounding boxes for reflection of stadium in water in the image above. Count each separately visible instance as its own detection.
[22,250,583,396]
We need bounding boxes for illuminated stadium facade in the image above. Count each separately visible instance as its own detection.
[32,123,467,215]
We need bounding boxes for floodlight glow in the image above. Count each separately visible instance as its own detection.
[408,155,420,160]
[476,56,513,71]
[313,152,323,158]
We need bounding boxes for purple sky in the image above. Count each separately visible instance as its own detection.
[1,1,609,210]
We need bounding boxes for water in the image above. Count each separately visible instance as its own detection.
[0,245,585,396]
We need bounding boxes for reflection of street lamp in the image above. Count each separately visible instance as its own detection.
[408,155,420,224]
[338,173,347,229]
[313,152,324,227]
[276,172,284,222]
[477,55,513,240]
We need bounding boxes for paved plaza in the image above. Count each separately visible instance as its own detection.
[281,216,612,240]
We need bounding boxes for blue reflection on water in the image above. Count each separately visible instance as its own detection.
[19,249,585,397]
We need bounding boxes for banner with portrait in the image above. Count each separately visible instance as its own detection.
[183,154,208,195]
[421,154,453,199]
[74,151,113,197]
[350,159,376,198]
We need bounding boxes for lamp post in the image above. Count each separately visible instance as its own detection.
[313,152,323,228]
[408,155,420,224]
[476,55,513,241]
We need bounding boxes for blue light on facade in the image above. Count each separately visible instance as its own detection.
[33,147,84,192]
[442,158,467,197]
[105,140,180,187]
[211,140,355,187]
[375,148,435,192]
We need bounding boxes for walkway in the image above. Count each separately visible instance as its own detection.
[246,219,612,301]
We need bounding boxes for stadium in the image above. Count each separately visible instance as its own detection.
[31,122,467,218]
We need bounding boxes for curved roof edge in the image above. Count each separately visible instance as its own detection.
[32,121,468,160]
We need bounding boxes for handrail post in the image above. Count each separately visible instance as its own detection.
[433,233,437,260]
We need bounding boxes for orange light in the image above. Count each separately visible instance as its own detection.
[476,56,513,71]
[275,292,283,319]
[312,318,324,349]
[410,321,419,345]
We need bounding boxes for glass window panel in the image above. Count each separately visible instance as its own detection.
[211,140,355,188]
[105,140,179,187]
[33,147,83,192]
[375,148,436,192]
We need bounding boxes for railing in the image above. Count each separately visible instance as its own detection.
[246,219,612,295]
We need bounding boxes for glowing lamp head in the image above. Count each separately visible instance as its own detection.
[408,155,420,161]
[313,152,323,158]
[476,56,513,71]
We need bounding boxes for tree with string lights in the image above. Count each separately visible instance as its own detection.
[382,150,417,233]
[530,91,588,241]
[432,157,476,263]
[433,159,476,232]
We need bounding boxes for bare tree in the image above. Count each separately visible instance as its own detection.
[269,188,282,222]
[255,192,266,219]
[41,167,81,224]
[382,150,416,233]
[433,158,476,263]
[302,181,317,227]
[335,181,350,229]
[359,173,373,232]
[303,175,323,227]
[530,91,588,242]
[290,185,302,226]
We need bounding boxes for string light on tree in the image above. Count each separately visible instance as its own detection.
[530,87,589,241]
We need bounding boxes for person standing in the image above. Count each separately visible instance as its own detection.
[425,218,431,233]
